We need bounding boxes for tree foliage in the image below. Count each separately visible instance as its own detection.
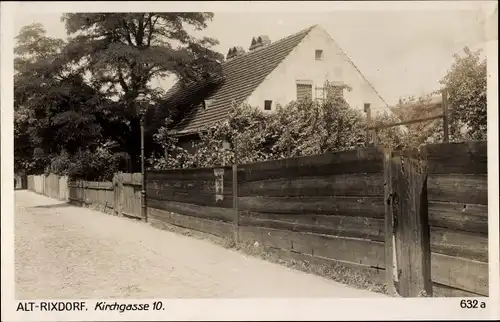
[440,46,487,140]
[14,23,104,175]
[14,13,222,177]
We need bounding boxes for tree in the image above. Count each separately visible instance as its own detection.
[14,23,105,174]
[440,46,487,140]
[60,13,224,171]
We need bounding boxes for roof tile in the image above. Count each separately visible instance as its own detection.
[168,25,315,134]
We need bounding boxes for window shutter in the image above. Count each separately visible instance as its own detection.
[296,83,312,101]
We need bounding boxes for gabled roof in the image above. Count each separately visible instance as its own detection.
[168,25,316,135]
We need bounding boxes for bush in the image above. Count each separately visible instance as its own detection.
[49,145,122,181]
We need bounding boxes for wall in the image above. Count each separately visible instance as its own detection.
[246,25,388,115]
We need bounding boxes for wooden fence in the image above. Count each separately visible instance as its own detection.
[27,174,69,200]
[145,141,488,297]
[27,173,143,219]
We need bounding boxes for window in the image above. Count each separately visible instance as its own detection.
[296,83,313,101]
[315,86,325,102]
[264,100,272,110]
[315,49,324,60]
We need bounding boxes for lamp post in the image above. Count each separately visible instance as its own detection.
[134,90,149,222]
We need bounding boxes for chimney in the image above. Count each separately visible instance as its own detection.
[250,35,271,51]
[226,46,246,60]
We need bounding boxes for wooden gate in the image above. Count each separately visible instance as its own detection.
[113,172,143,220]
[384,148,433,297]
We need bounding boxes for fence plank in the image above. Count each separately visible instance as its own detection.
[425,141,487,174]
[238,173,384,197]
[148,199,234,222]
[238,225,385,268]
[432,283,485,297]
[428,201,488,234]
[148,207,233,239]
[430,227,488,262]
[238,196,385,218]
[239,212,384,241]
[427,174,488,205]
[431,252,488,296]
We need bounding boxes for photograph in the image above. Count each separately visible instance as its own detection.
[2,1,498,320]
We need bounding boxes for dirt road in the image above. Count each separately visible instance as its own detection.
[15,190,386,299]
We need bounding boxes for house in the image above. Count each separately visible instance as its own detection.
[165,24,389,151]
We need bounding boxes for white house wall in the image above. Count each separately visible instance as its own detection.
[245,26,388,115]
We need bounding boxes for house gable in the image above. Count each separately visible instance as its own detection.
[246,25,389,115]
[170,26,315,135]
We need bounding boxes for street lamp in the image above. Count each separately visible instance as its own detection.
[135,89,149,222]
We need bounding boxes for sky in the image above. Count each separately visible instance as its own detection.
[12,2,497,107]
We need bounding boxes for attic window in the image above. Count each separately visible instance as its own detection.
[264,100,272,110]
[315,49,324,60]
[203,99,214,110]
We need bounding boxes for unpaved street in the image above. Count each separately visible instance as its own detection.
[15,191,386,299]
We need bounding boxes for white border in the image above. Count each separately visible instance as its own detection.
[2,1,499,321]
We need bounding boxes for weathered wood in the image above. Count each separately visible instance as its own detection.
[383,151,397,296]
[428,201,488,234]
[148,207,233,239]
[391,150,433,297]
[431,252,489,296]
[427,174,488,205]
[238,225,385,268]
[424,141,487,175]
[147,188,233,208]
[148,198,234,222]
[147,166,233,182]
[430,226,488,262]
[239,148,383,182]
[432,283,486,297]
[239,212,385,241]
[238,196,385,218]
[250,244,387,285]
[238,173,384,197]
[146,179,233,191]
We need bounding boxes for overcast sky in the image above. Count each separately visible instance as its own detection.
[13,1,496,107]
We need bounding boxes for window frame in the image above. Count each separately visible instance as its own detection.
[315,49,324,60]
[264,100,272,111]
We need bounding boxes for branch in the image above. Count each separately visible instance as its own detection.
[120,19,135,46]
[117,65,129,92]
[147,15,160,46]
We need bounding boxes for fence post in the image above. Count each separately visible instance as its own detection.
[391,148,433,297]
[232,164,239,244]
[442,90,450,143]
[383,149,397,296]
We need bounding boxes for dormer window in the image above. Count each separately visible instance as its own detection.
[315,49,324,60]
[203,99,214,110]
